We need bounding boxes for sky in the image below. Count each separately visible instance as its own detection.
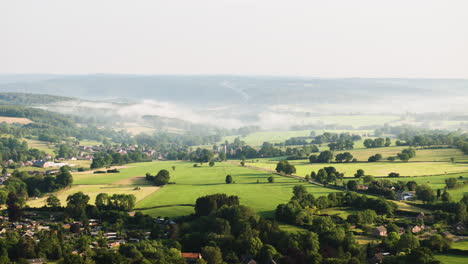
[1,0,468,78]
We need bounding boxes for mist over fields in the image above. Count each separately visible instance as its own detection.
[1,74,468,130]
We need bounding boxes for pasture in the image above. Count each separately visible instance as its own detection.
[435,254,468,264]
[0,116,33,124]
[28,161,338,218]
[245,160,468,178]
[133,161,337,218]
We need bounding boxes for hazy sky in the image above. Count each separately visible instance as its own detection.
[1,0,468,78]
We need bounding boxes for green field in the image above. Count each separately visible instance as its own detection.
[23,138,56,155]
[340,146,468,163]
[435,254,468,264]
[452,238,468,251]
[134,161,337,218]
[29,161,337,218]
[245,160,468,178]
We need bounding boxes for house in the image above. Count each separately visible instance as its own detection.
[372,226,387,237]
[411,225,425,234]
[452,223,466,234]
[27,259,45,264]
[416,212,426,221]
[357,185,368,190]
[396,191,415,201]
[398,227,405,235]
[33,160,68,168]
[242,256,257,264]
[181,253,202,264]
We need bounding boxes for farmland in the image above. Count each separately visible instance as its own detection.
[0,116,33,124]
[28,161,337,218]
[244,160,468,177]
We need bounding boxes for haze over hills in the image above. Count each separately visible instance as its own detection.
[1,75,468,131]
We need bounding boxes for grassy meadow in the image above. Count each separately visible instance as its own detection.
[28,161,337,218]
[434,254,468,264]
[135,161,337,218]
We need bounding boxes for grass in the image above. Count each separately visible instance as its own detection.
[245,160,468,177]
[278,223,308,233]
[28,161,338,218]
[0,116,33,124]
[452,238,468,251]
[320,207,357,218]
[435,254,468,264]
[79,139,103,146]
[28,184,160,208]
[134,161,338,218]
[342,146,468,163]
[23,138,56,155]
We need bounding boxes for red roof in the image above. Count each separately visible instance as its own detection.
[181,253,202,259]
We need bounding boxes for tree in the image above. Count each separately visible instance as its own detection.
[441,190,451,202]
[317,151,333,163]
[154,169,170,186]
[335,152,353,163]
[268,176,274,183]
[354,169,365,178]
[209,161,215,167]
[225,175,233,184]
[388,172,400,178]
[201,246,223,264]
[65,192,90,220]
[445,178,459,189]
[416,184,436,203]
[347,180,358,191]
[46,194,61,208]
[309,155,317,163]
[398,233,420,253]
[398,153,410,161]
[56,166,73,187]
[7,192,23,221]
[368,154,382,162]
[95,193,110,209]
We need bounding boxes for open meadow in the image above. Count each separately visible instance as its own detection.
[28,161,337,218]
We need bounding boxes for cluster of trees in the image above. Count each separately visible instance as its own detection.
[311,132,361,145]
[145,169,171,186]
[275,160,296,175]
[189,148,214,163]
[310,166,344,186]
[335,152,354,162]
[183,193,363,264]
[397,148,416,161]
[309,150,333,163]
[2,166,73,200]
[363,137,391,148]
[90,150,151,169]
[0,137,46,162]
[276,187,396,226]
[95,193,137,211]
[368,153,382,162]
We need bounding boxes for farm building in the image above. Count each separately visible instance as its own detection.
[33,160,69,168]
[411,225,425,233]
[181,253,202,264]
[396,191,415,201]
[372,226,387,237]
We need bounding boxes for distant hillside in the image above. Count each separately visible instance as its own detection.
[1,75,467,107]
[0,92,73,105]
